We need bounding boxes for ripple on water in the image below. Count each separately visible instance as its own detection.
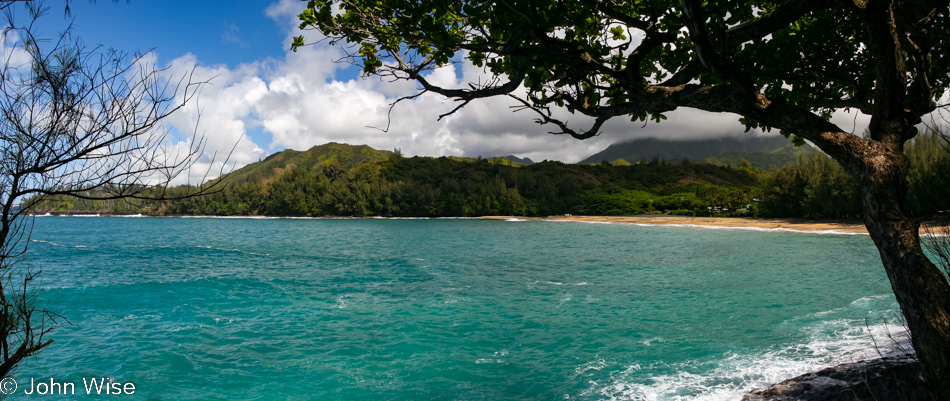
[18,217,898,400]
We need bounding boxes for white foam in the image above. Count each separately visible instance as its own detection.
[591,319,911,401]
[194,245,269,256]
[531,280,591,287]
[575,357,610,375]
[31,239,64,246]
[31,239,98,248]
[849,294,892,307]
[334,295,349,309]
[639,337,666,347]
[225,248,270,256]
[476,350,509,364]
[475,358,505,364]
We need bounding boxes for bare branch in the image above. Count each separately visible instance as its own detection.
[367,90,428,133]
[0,2,226,378]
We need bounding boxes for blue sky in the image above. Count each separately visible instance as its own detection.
[30,0,326,154]
[41,1,288,68]
[13,0,874,183]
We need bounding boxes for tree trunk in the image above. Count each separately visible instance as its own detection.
[859,142,950,400]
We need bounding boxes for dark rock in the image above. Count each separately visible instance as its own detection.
[742,356,936,401]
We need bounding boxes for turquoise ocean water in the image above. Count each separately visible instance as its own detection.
[11,216,904,400]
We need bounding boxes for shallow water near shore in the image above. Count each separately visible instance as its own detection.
[14,217,904,400]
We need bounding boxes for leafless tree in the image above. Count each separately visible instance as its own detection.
[0,2,222,382]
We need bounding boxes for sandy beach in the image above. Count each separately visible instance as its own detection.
[484,215,949,235]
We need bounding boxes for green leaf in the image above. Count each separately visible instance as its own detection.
[291,36,305,52]
[609,26,627,41]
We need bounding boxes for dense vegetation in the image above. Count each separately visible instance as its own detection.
[32,130,950,220]
[760,130,950,219]
[33,143,762,217]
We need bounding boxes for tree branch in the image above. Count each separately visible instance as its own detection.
[723,0,819,47]
[863,0,913,142]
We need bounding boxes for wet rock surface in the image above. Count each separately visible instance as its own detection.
[742,356,936,401]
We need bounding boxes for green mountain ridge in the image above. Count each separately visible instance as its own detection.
[35,141,766,217]
[581,135,806,170]
[210,143,762,216]
[705,142,808,171]
[222,143,542,186]
[31,133,950,220]
[222,142,394,185]
[226,136,799,186]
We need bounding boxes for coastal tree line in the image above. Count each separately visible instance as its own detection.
[761,129,950,219]
[34,154,761,217]
[33,128,950,220]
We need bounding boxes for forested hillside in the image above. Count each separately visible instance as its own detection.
[33,143,763,217]
[32,130,950,219]
[223,142,394,184]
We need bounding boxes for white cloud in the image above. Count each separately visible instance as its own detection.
[151,0,901,185]
[0,28,31,68]
[151,53,271,184]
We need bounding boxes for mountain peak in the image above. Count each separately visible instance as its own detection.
[225,143,393,184]
[579,135,799,170]
[501,155,535,165]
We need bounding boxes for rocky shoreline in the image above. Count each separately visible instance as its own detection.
[742,356,935,401]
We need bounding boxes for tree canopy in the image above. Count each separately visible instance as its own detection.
[294,1,947,146]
